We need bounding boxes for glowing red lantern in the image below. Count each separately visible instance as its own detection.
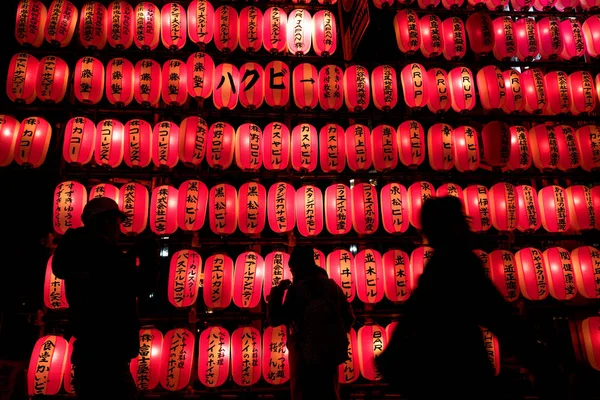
[27,335,68,396]
[427,123,454,171]
[168,250,202,308]
[542,71,570,115]
[371,66,398,112]
[566,186,595,231]
[488,183,518,232]
[161,3,186,51]
[488,250,519,302]
[89,184,119,204]
[401,64,429,109]
[63,117,95,166]
[268,182,296,234]
[150,185,178,236]
[339,329,359,384]
[235,123,263,171]
[327,249,355,301]
[233,252,264,309]
[0,115,19,167]
[536,17,562,60]
[134,59,161,107]
[44,256,68,310]
[238,6,263,54]
[529,123,559,171]
[152,121,179,169]
[119,182,149,235]
[452,125,480,172]
[124,119,152,168]
[383,249,411,302]
[351,183,379,235]
[442,0,466,7]
[325,184,352,236]
[79,2,108,50]
[345,124,372,172]
[204,254,234,309]
[380,183,409,235]
[177,180,208,231]
[179,116,208,167]
[514,18,538,61]
[319,124,345,173]
[74,57,105,105]
[408,181,435,229]
[209,183,237,236]
[313,10,336,57]
[556,125,579,172]
[231,327,261,386]
[262,325,290,385]
[521,69,547,114]
[560,19,585,60]
[420,15,442,58]
[263,122,290,171]
[580,0,600,8]
[293,63,318,110]
[214,5,238,53]
[6,53,38,105]
[197,326,229,388]
[105,58,134,107]
[538,186,570,233]
[515,185,541,232]
[426,68,450,113]
[344,65,371,112]
[482,329,501,376]
[501,70,524,114]
[580,317,600,371]
[572,246,600,299]
[466,13,494,55]
[296,185,324,237]
[63,337,75,394]
[15,0,47,48]
[514,248,548,301]
[186,52,214,101]
[492,17,516,61]
[575,125,600,172]
[108,1,134,50]
[265,61,290,108]
[394,10,420,55]
[213,63,239,110]
[463,185,492,232]
[437,183,463,200]
[480,121,510,169]
[448,67,476,113]
[441,17,466,61]
[503,126,530,172]
[411,246,433,287]
[291,123,318,172]
[161,59,188,107]
[264,252,291,302]
[371,125,398,172]
[161,329,194,391]
[397,120,425,168]
[355,249,384,304]
[319,65,344,112]
[314,248,325,269]
[93,119,124,168]
[468,0,487,6]
[543,247,576,301]
[263,7,287,54]
[130,329,163,391]
[207,122,235,170]
[134,2,160,50]
[15,116,52,168]
[477,66,506,110]
[188,0,214,47]
[288,9,312,55]
[358,325,387,381]
[533,0,558,10]
[238,62,264,110]
[486,0,509,10]
[569,71,596,115]
[45,0,77,47]
[238,182,266,236]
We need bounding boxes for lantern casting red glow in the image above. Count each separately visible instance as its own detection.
[231,327,261,386]
[345,124,372,172]
[44,256,68,310]
[488,250,520,302]
[401,63,429,109]
[203,254,234,309]
[6,53,38,104]
[448,67,476,113]
[442,17,467,61]
[130,328,163,391]
[319,65,344,112]
[371,125,398,172]
[239,62,265,110]
[380,183,409,235]
[124,119,152,168]
[537,17,562,60]
[264,252,291,302]
[238,182,266,236]
[325,184,352,236]
[569,71,596,115]
[268,182,296,234]
[134,59,161,107]
[575,125,600,172]
[94,119,124,168]
[351,183,379,235]
[427,68,450,113]
[188,0,214,47]
[152,121,179,169]
[394,10,420,54]
[108,1,134,50]
[452,125,480,172]
[543,247,577,301]
[288,9,312,55]
[161,3,186,51]
[263,7,287,54]
[293,63,318,110]
[291,123,318,172]
[62,117,95,166]
[572,246,600,299]
[383,249,411,302]
[15,0,47,48]
[463,185,492,233]
[489,183,518,232]
[515,185,541,232]
[427,123,454,171]
[79,2,108,50]
[235,123,263,171]
[408,182,435,229]
[213,63,240,110]
[371,66,398,111]
[493,17,516,61]
[543,71,570,115]
[296,185,324,237]
[265,61,290,108]
[186,52,214,101]
[168,250,202,308]
[179,116,208,167]
[466,13,494,55]
[538,186,570,233]
[355,249,384,304]
[502,69,524,114]
[320,124,345,173]
[177,180,208,231]
[397,120,425,168]
[515,248,548,301]
[89,183,119,203]
[420,14,442,58]
[313,10,337,57]
[198,326,229,387]
[566,186,596,232]
[150,185,178,236]
[327,249,355,301]
[480,121,510,169]
[207,122,235,170]
[74,57,105,105]
[161,328,194,391]
[134,2,160,50]
[28,335,68,396]
[45,0,78,47]
[561,19,585,60]
[477,66,506,110]
[263,122,290,171]
[339,329,359,384]
[15,116,52,168]
[119,182,149,235]
[162,60,188,107]
[358,325,387,381]
[106,58,134,107]
[344,65,371,112]
[209,184,237,236]
[263,325,290,385]
[233,252,265,309]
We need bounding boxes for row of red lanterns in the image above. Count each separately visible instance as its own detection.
[16,0,337,56]
[395,12,600,61]
[377,0,600,10]
[52,180,600,238]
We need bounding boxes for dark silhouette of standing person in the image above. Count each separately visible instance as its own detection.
[377,196,566,400]
[52,197,159,400]
[268,245,355,400]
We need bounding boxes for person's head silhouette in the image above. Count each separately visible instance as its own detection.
[420,196,472,250]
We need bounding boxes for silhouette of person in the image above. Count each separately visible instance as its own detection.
[377,196,566,400]
[52,197,159,400]
[268,245,355,400]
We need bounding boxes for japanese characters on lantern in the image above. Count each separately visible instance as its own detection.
[515,248,548,301]
[15,116,52,168]
[177,180,208,232]
[198,326,229,387]
[134,59,161,107]
[340,329,359,384]
[442,17,466,60]
[394,10,420,54]
[233,252,265,309]
[209,183,237,236]
[288,9,312,55]
[263,325,290,385]
[327,249,355,301]
[150,185,178,236]
[463,185,492,233]
[357,325,387,381]
[161,3,186,51]
[188,0,214,47]
[291,123,318,172]
[62,116,95,166]
[320,124,346,173]
[452,125,480,172]
[488,250,520,302]
[265,61,290,108]
[238,182,267,236]
[231,326,261,386]
[130,328,163,391]
[268,182,296,234]
[344,65,371,112]
[235,123,263,171]
[161,329,194,391]
[36,56,69,103]
[203,253,234,309]
[214,5,238,53]
[15,0,47,48]
[27,335,68,396]
[296,185,324,237]
[79,2,108,50]
[346,124,372,172]
[162,59,188,107]
[119,182,149,235]
[538,185,571,233]
[543,247,576,301]
[108,1,134,50]
[106,58,134,106]
[263,122,290,171]
[264,251,291,302]
[313,10,337,57]
[6,53,38,105]
[383,249,411,302]
[325,184,352,236]
[44,256,68,310]
[207,122,235,170]
[134,2,160,50]
[94,119,124,169]
[213,63,240,110]
[488,183,518,232]
[239,62,265,110]
[408,181,435,229]
[355,249,384,304]
[74,56,105,105]
[351,183,379,235]
[427,123,454,171]
[575,125,600,172]
[398,120,425,168]
[263,7,287,54]
[572,246,600,299]
[168,250,202,308]
[45,0,78,47]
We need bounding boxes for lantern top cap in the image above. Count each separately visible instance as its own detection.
[82,197,126,224]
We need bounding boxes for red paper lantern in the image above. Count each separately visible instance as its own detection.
[575,125,600,172]
[162,59,188,107]
[397,120,425,168]
[94,119,124,168]
[394,10,420,54]
[463,185,492,232]
[488,183,518,232]
[466,13,494,55]
[27,335,68,396]
[542,71,570,115]
[325,184,352,236]
[383,249,411,302]
[533,0,558,10]
[441,17,466,61]
[344,65,371,112]
[197,326,229,388]
[536,17,562,60]
[436,183,463,199]
[442,0,466,7]
[345,124,372,172]
[177,180,208,231]
[572,246,600,299]
[204,254,234,309]
[538,186,570,233]
[0,115,19,167]
[566,186,596,231]
[231,327,261,386]
[119,182,149,235]
[296,185,324,237]
[291,123,318,172]
[514,18,538,61]
[410,246,433,287]
[74,57,105,105]
[580,0,600,8]
[515,185,541,232]
[233,252,265,309]
[515,248,548,301]
[265,61,290,108]
[408,182,435,229]
[488,250,519,302]
[420,15,442,58]
[401,63,429,109]
[263,7,287,54]
[503,126,530,172]
[468,0,487,6]
[15,116,52,168]
[288,9,312,55]
[161,329,194,391]
[264,251,291,301]
[150,185,178,236]
[45,0,77,47]
[89,183,119,204]
[327,249,355,301]
[371,125,398,172]
[186,52,214,101]
[339,329,359,384]
[293,63,318,110]
[355,249,384,304]
[63,337,75,394]
[319,124,345,173]
[62,117,95,166]
[358,325,387,381]
[130,329,163,391]
[6,53,38,105]
[569,71,596,115]
[313,10,336,57]
[521,69,547,114]
[480,121,510,169]
[15,0,47,48]
[380,183,409,234]
[477,66,506,111]
[134,2,160,50]
[214,5,238,53]
[556,0,579,8]
[108,1,134,50]
[134,59,161,107]
[543,247,576,301]
[263,122,290,171]
[179,116,208,167]
[235,123,263,171]
[262,325,290,385]
[452,125,480,172]
[36,59,70,103]
[238,6,263,54]
[124,119,152,168]
[580,317,600,371]
[207,122,235,170]
[44,256,68,310]
[319,65,344,112]
[188,0,214,47]
[209,184,237,236]
[238,62,265,110]
[427,123,454,171]
[555,125,579,172]
[351,183,379,235]
[161,3,186,51]
[268,182,296,234]
[237,182,266,236]
[482,329,501,376]
[168,250,202,308]
[152,121,179,169]
[561,19,585,61]
[105,58,134,107]
[492,17,516,61]
[448,67,476,113]
[427,68,450,113]
[213,63,239,110]
[79,2,108,50]
[501,69,524,114]
[529,123,559,171]
[371,66,398,112]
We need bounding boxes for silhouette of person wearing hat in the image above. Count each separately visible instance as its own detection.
[53,197,159,400]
